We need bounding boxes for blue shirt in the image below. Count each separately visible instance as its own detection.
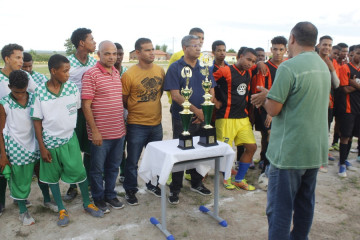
[164,56,216,120]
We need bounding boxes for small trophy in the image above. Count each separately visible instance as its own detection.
[198,54,218,147]
[178,66,195,150]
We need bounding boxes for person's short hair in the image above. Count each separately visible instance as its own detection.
[70,28,92,49]
[135,38,152,51]
[271,36,287,46]
[255,47,265,52]
[354,45,360,51]
[237,47,256,58]
[349,45,355,52]
[181,35,199,47]
[1,43,24,61]
[23,52,33,62]
[319,35,333,43]
[212,40,226,52]
[189,27,204,35]
[48,54,70,72]
[114,43,123,50]
[291,21,318,47]
[337,43,348,49]
[332,45,341,51]
[9,70,28,89]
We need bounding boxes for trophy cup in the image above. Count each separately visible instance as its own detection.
[198,54,218,147]
[178,66,195,150]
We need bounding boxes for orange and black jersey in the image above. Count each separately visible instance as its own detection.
[213,64,252,119]
[338,63,360,114]
[251,60,279,94]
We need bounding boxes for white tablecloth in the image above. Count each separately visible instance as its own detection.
[139,137,236,185]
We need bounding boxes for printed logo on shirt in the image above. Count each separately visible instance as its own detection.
[237,83,247,96]
[66,102,77,116]
[223,137,230,143]
[136,76,163,102]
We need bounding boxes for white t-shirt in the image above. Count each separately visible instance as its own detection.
[0,71,38,99]
[1,93,39,165]
[30,81,81,149]
[67,54,97,93]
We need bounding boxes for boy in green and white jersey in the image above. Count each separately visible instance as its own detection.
[31,54,103,227]
[22,52,48,85]
[0,70,39,225]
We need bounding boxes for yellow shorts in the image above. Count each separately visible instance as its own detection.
[215,118,256,147]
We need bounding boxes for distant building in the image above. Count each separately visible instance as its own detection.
[129,50,169,61]
[225,52,237,64]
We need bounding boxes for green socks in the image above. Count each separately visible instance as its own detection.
[48,183,65,211]
[79,179,90,208]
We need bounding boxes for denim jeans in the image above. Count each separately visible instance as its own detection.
[123,124,163,192]
[266,164,319,240]
[90,137,125,201]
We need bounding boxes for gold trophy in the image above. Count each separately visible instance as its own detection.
[198,54,218,147]
[178,66,195,150]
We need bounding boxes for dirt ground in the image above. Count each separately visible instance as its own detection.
[1,94,360,240]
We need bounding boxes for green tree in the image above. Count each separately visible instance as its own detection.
[64,38,76,56]
[161,44,168,53]
[227,48,236,53]
[155,44,161,50]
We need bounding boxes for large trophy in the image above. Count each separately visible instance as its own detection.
[178,66,195,150]
[198,54,218,147]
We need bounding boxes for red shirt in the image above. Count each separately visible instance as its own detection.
[81,62,126,140]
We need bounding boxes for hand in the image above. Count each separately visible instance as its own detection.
[92,129,103,146]
[251,86,269,108]
[214,98,222,110]
[324,57,335,72]
[264,114,272,128]
[40,147,52,163]
[0,155,10,173]
[193,108,204,123]
[257,61,268,76]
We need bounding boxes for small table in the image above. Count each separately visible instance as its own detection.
[139,137,235,240]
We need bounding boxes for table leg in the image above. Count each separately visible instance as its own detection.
[199,157,228,227]
[150,184,175,240]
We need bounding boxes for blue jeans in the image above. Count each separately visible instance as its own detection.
[266,164,319,240]
[123,124,163,192]
[90,137,125,201]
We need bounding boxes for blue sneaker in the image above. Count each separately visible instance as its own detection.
[57,210,69,227]
[345,160,357,171]
[338,164,347,178]
[84,204,104,217]
[328,154,335,161]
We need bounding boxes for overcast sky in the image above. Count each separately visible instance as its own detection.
[0,0,359,53]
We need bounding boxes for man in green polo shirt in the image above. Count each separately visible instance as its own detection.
[252,22,330,240]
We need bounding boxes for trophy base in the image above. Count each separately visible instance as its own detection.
[178,134,195,150]
[198,128,218,147]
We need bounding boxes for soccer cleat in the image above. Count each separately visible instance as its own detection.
[258,173,268,191]
[84,203,104,217]
[43,201,58,213]
[190,184,212,196]
[345,160,357,171]
[319,166,328,173]
[168,192,179,205]
[184,173,191,181]
[223,178,236,190]
[338,164,347,178]
[125,191,139,206]
[332,143,340,151]
[232,179,256,191]
[253,158,261,164]
[328,145,334,151]
[166,174,172,186]
[63,187,78,202]
[57,209,69,227]
[19,211,35,226]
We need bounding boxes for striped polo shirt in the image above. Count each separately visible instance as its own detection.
[81,62,126,140]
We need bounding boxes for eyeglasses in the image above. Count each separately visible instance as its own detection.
[187,44,201,48]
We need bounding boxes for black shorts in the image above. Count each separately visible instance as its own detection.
[339,113,360,138]
[254,107,271,132]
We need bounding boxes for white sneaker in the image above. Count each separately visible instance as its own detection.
[43,201,58,213]
[338,165,347,178]
[319,166,328,173]
[19,211,35,226]
[345,160,357,172]
[258,173,268,191]
[350,148,358,153]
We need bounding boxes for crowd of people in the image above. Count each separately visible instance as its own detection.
[0,22,359,239]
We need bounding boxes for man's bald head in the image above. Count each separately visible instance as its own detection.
[97,40,117,70]
[291,22,318,47]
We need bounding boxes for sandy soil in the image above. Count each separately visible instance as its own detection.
[1,92,360,240]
